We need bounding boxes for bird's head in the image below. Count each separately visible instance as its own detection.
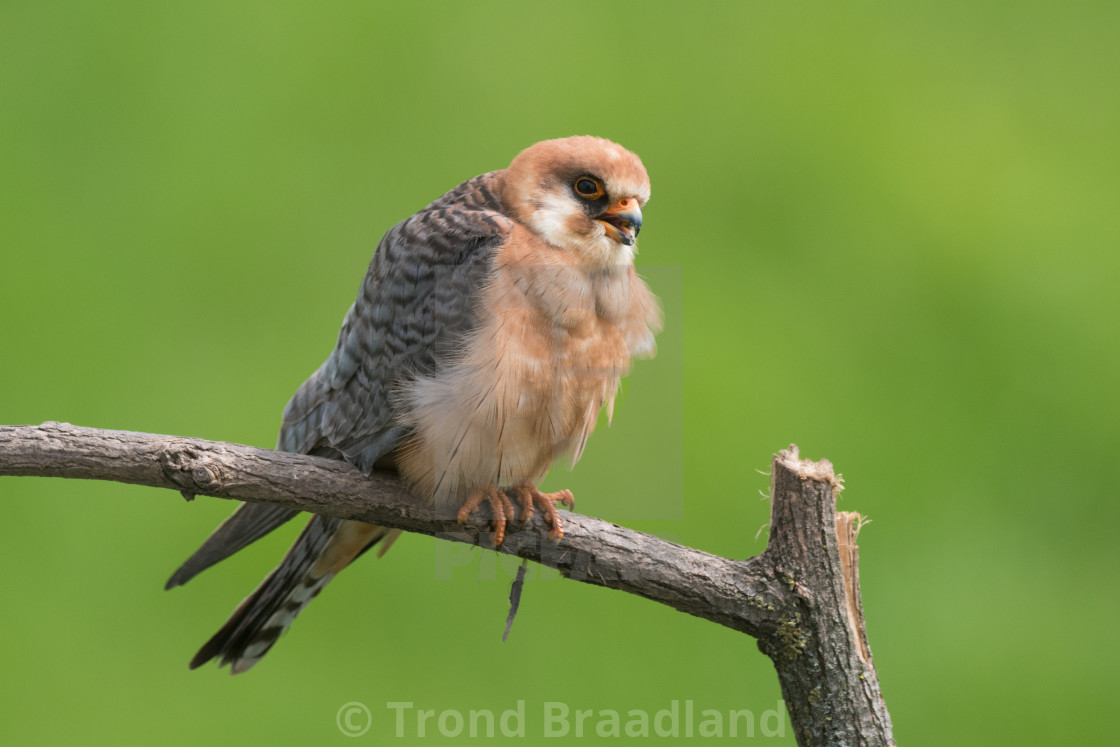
[503,136,650,266]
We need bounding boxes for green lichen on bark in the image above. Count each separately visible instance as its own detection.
[774,613,809,661]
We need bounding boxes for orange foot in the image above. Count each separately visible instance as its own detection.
[457,484,575,545]
[457,485,517,546]
[509,483,575,543]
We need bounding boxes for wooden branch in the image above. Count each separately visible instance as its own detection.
[760,447,895,745]
[0,422,894,746]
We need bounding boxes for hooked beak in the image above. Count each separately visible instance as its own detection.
[597,197,643,246]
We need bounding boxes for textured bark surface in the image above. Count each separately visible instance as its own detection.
[0,423,894,745]
[759,447,895,746]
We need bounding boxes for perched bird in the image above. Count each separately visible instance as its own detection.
[168,136,661,673]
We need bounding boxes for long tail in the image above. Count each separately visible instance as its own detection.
[189,517,400,674]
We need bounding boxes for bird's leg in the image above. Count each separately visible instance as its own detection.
[510,483,575,542]
[457,485,517,546]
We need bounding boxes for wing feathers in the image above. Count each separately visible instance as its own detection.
[276,172,510,473]
[176,171,514,669]
[165,503,299,589]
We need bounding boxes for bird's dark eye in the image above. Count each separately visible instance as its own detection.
[574,177,605,199]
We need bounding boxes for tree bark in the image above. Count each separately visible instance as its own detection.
[0,422,894,746]
[759,447,895,745]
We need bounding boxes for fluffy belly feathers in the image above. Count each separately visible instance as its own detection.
[397,284,631,512]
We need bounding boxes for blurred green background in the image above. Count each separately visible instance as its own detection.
[2,1,1118,744]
